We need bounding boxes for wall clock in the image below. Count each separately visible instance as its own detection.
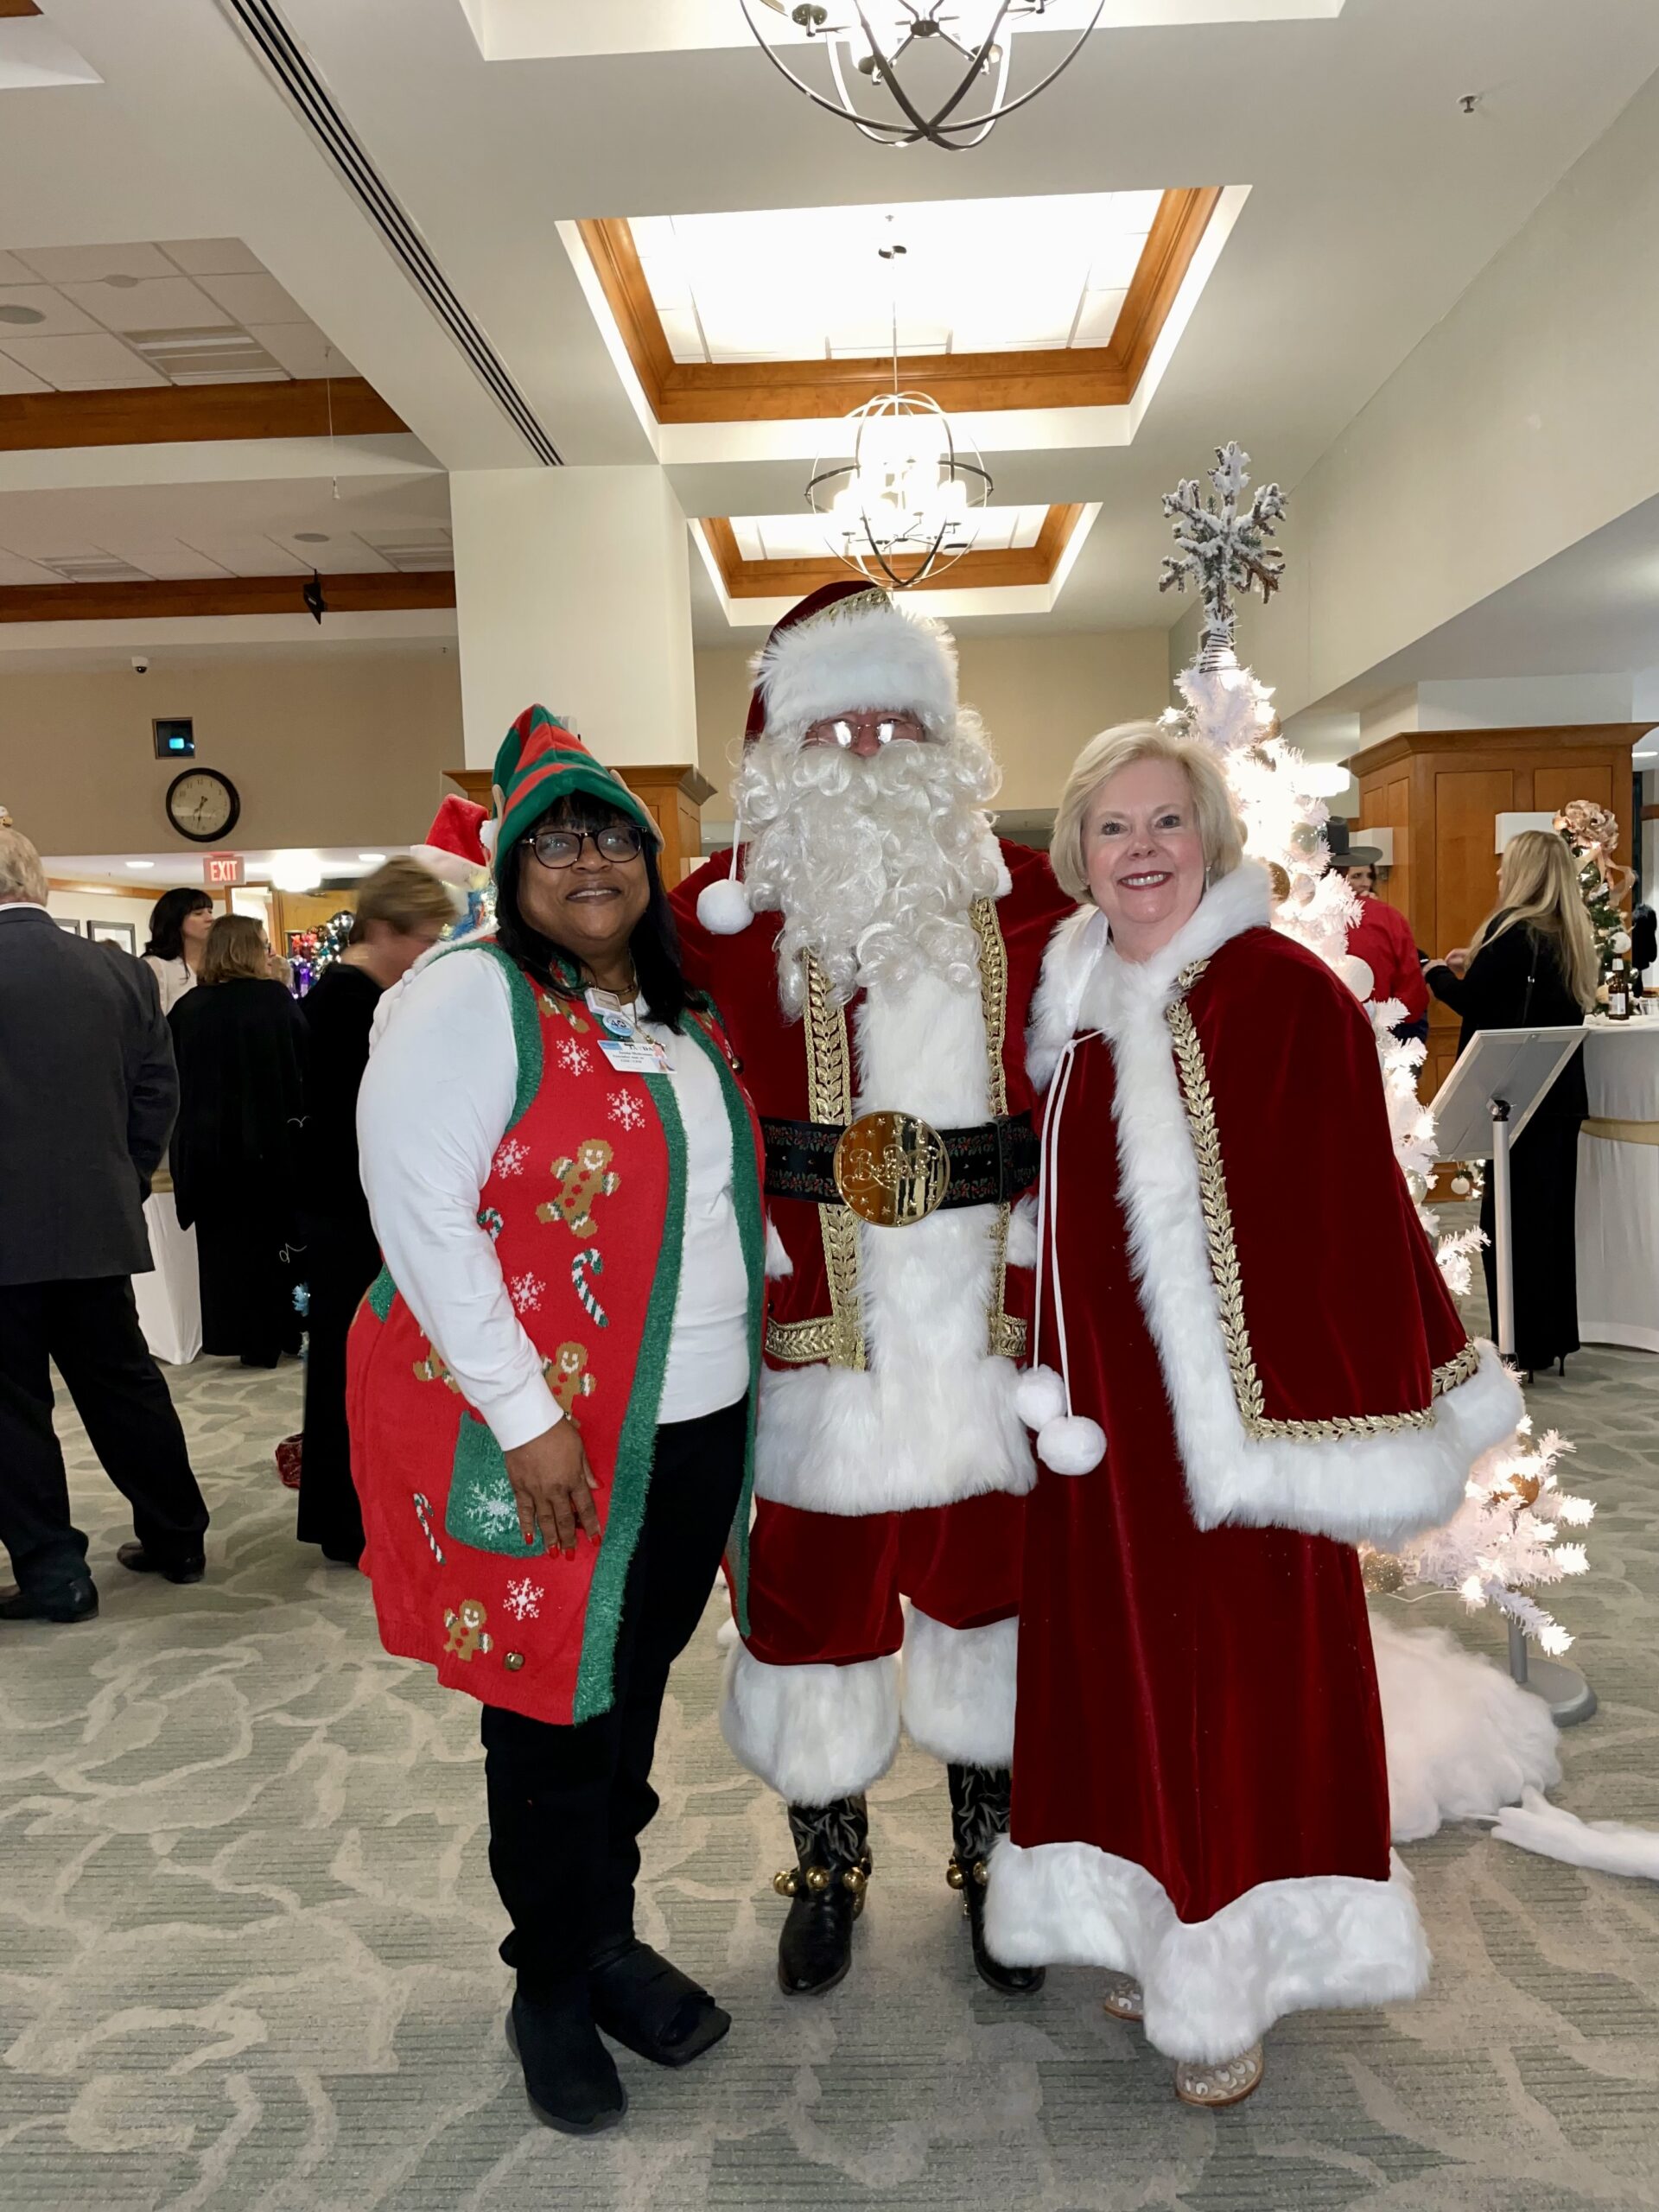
[165,767,240,845]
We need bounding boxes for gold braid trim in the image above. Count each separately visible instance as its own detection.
[764,899,1026,1369]
[1165,979,1481,1441]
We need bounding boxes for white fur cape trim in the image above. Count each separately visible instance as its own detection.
[755,967,1035,1516]
[900,1609,1017,1768]
[753,595,957,739]
[984,1840,1427,2063]
[1030,863,1522,1545]
[721,1643,899,1802]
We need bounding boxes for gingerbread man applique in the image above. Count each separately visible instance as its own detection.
[537,1139,620,1237]
[547,1342,596,1415]
[443,1599,493,1661]
[413,1345,462,1393]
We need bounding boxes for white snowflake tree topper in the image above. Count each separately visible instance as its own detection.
[1160,441,1287,671]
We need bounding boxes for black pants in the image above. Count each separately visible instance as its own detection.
[480,1395,748,1996]
[0,1276,210,1595]
[296,1224,379,1561]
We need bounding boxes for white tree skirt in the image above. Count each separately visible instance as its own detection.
[1371,1608,1560,1842]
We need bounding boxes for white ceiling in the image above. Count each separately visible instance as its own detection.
[0,237,353,395]
[45,846,410,890]
[631,191,1162,365]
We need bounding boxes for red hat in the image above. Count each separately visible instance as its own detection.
[410,793,490,884]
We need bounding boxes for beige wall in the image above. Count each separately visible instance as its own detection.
[1,648,462,855]
[694,627,1170,817]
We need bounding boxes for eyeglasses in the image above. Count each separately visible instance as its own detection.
[524,824,646,869]
[802,710,927,751]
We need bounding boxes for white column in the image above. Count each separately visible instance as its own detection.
[449,466,697,771]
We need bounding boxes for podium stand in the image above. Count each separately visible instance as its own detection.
[1430,1025,1597,1726]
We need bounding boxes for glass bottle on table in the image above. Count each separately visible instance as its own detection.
[1607,957,1631,1021]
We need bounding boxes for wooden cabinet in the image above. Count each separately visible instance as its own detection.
[444,761,714,884]
[1347,724,1642,1099]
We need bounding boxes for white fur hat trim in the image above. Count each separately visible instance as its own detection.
[753,594,957,738]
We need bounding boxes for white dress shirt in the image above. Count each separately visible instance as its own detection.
[357,948,749,1451]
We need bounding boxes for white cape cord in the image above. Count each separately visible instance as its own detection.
[1486,1790,1659,1878]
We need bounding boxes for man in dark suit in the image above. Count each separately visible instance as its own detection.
[0,817,210,1623]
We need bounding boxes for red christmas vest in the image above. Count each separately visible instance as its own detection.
[346,939,766,1726]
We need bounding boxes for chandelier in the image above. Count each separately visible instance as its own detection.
[807,392,992,588]
[741,0,1104,150]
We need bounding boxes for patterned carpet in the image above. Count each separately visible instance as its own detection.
[4,1278,1659,2209]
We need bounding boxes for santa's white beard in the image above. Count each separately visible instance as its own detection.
[736,720,1004,1014]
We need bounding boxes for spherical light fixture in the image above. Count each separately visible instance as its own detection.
[807,391,992,589]
[741,0,1103,149]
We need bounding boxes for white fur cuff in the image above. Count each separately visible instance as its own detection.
[720,1643,900,1802]
[984,1840,1428,2063]
[901,1610,1017,1767]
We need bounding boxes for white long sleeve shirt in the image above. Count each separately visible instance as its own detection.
[357,949,749,1451]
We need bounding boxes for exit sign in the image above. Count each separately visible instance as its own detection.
[204,852,245,887]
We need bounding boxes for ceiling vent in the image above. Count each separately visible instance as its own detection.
[361,530,454,571]
[45,556,150,584]
[129,327,287,382]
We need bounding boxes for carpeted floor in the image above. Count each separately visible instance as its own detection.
[4,1277,1659,2209]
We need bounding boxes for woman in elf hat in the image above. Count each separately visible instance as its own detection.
[348,708,768,2135]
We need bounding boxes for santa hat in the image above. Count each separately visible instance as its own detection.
[410,793,491,885]
[487,704,658,880]
[696,582,962,936]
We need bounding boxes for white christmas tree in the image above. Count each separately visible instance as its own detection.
[1163,443,1592,1649]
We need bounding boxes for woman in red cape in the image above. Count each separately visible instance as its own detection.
[985,721,1521,2107]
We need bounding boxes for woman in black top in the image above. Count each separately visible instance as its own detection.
[1427,830,1599,1376]
[168,916,308,1368]
[296,858,453,1562]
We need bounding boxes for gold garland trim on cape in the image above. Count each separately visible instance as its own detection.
[765,897,1025,1367]
[1165,972,1479,1440]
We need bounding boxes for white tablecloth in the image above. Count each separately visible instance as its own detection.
[133,1188,202,1368]
[1576,1020,1659,1352]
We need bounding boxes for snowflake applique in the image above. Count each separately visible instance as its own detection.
[608,1090,645,1133]
[493,1136,530,1179]
[508,1271,544,1314]
[556,1037,588,1077]
[468,1484,519,1533]
[504,1576,542,1623]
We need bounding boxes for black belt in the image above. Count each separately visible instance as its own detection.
[762,1111,1039,1211]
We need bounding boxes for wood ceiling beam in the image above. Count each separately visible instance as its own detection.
[703,504,1084,600]
[577,190,1222,425]
[0,570,455,622]
[0,2,44,15]
[0,377,407,452]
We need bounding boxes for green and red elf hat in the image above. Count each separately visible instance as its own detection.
[485,705,658,875]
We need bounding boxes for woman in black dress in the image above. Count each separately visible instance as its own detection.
[168,916,308,1368]
[296,858,453,1563]
[1427,830,1599,1376]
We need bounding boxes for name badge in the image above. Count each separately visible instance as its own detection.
[598,1035,669,1074]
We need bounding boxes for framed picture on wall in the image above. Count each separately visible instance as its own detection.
[87,920,137,954]
[55,918,81,935]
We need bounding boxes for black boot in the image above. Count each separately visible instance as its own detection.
[773,1797,872,1997]
[947,1764,1045,1996]
[505,1979,627,2135]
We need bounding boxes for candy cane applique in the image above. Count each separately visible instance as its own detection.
[570,1246,610,1329]
[412,1491,446,1566]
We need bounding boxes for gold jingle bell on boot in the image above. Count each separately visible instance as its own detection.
[776,1798,873,1999]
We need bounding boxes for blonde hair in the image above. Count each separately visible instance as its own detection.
[200,912,270,985]
[1050,720,1245,902]
[1471,830,1599,1010]
[350,855,454,942]
[0,825,49,906]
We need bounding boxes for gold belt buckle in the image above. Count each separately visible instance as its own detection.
[833,1110,950,1228]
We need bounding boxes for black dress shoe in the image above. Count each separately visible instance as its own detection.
[505,1987,627,2135]
[775,1797,872,1996]
[117,1541,206,1585]
[0,1577,99,1624]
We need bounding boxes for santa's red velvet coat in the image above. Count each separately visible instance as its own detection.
[672,838,1074,1805]
[984,863,1522,2063]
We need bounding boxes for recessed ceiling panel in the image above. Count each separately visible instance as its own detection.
[730,505,1050,563]
[630,193,1164,365]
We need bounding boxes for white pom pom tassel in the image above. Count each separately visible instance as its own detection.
[1336,953,1374,1001]
[478,815,499,855]
[696,875,753,935]
[1037,1414,1106,1476]
[1014,1364,1065,1430]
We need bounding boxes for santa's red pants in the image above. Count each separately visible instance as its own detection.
[723,1487,1026,1806]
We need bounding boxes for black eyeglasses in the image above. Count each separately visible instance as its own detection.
[524,824,646,869]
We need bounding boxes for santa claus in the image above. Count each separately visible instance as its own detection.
[674,582,1071,1996]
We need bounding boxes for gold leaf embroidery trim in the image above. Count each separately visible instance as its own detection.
[1165,984,1481,1441]
[971,895,1020,1363]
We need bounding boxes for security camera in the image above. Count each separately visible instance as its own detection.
[130,655,149,676]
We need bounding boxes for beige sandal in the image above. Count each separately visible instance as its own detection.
[1101,1973,1144,2022]
[1173,2044,1264,2108]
